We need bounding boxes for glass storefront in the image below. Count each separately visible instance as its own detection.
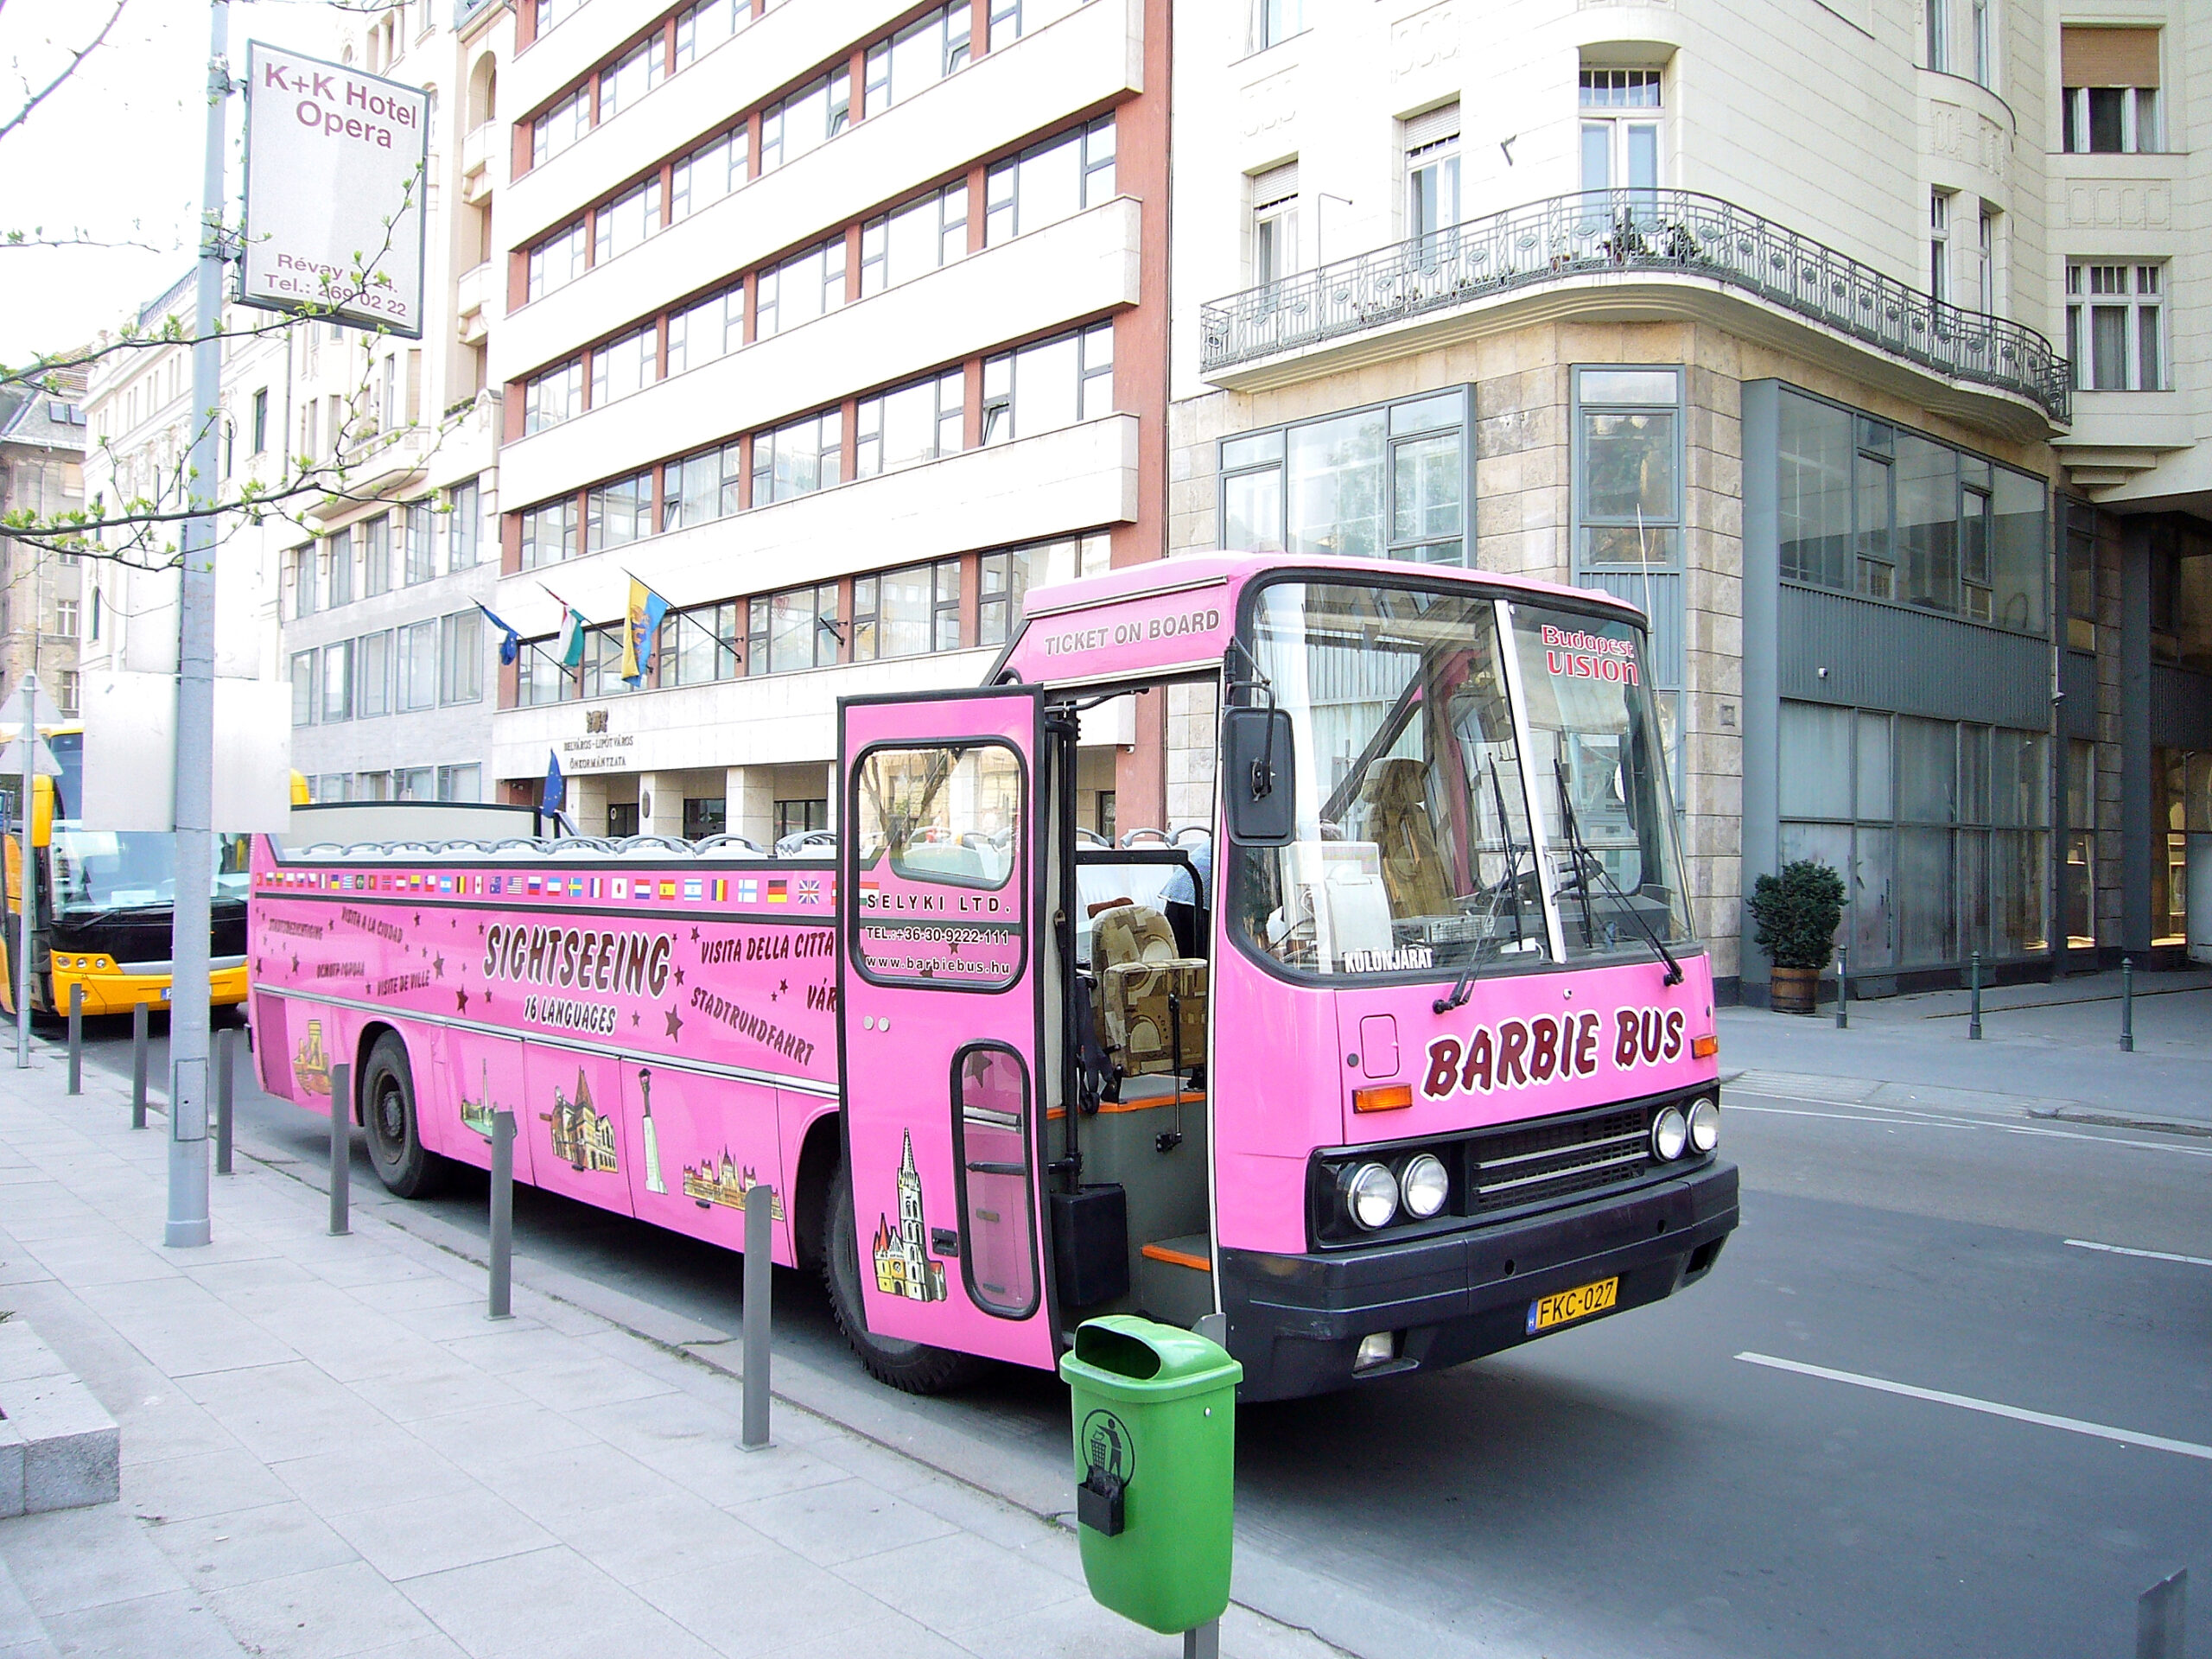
[1779,701,2048,969]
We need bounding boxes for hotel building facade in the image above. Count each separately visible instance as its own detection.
[486,0,1171,847]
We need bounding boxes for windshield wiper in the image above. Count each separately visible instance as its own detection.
[1433,760,1535,1014]
[1551,759,1683,987]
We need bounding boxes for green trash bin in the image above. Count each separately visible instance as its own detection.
[1058,1315,1243,1636]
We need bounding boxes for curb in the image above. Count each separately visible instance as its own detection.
[2023,1104,2212,1139]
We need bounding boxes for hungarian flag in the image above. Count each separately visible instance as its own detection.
[541,584,588,667]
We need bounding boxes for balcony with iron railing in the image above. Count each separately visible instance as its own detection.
[1199,189,2069,429]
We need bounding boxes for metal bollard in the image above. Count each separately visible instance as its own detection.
[741,1180,773,1451]
[130,1001,149,1128]
[1834,946,1848,1030]
[2121,957,2135,1053]
[214,1027,233,1177]
[1184,1623,1221,1659]
[2137,1567,2186,1659]
[327,1062,351,1236]
[66,983,81,1095]
[1968,950,1983,1040]
[487,1109,515,1320]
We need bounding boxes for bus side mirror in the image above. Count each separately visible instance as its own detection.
[1221,707,1294,846]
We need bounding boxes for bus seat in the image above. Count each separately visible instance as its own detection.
[1357,758,1453,918]
[1090,902,1205,1078]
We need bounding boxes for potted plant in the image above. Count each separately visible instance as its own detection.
[1748,860,1847,1015]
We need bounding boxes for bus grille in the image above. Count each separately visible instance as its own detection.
[1465,1105,1653,1213]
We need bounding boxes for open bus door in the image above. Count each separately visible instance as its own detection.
[837,686,1061,1370]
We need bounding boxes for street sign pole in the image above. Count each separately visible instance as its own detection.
[3,676,61,1071]
[167,0,229,1249]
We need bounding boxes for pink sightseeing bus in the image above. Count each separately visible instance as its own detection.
[248,554,1737,1400]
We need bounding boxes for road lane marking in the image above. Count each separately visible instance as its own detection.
[2065,1238,2212,1269]
[1735,1352,2212,1462]
[1724,1098,2212,1159]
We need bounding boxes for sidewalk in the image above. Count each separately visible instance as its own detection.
[0,1046,1341,1659]
[1719,967,2212,1132]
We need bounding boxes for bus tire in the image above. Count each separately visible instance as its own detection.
[360,1033,448,1200]
[823,1157,983,1395]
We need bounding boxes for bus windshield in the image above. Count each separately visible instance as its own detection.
[48,829,251,917]
[1231,579,1692,980]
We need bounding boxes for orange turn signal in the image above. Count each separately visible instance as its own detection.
[1691,1033,1719,1059]
[1352,1084,1413,1114]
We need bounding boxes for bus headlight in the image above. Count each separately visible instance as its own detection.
[1399,1153,1449,1219]
[1688,1097,1720,1154]
[1341,1162,1399,1230]
[1651,1106,1688,1162]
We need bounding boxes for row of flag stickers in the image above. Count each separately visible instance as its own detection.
[260,869,831,907]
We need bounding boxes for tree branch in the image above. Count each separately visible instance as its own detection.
[0,0,130,149]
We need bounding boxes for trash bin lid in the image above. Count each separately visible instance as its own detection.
[1058,1315,1242,1403]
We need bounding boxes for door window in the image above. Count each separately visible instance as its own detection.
[851,741,1026,988]
[952,1045,1038,1318]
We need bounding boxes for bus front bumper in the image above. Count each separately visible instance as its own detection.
[48,957,250,1017]
[1217,1159,1738,1402]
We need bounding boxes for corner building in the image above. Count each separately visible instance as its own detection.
[1169,0,2211,1000]
[489,0,1171,845]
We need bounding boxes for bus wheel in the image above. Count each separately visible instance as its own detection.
[361,1033,447,1200]
[823,1158,982,1395]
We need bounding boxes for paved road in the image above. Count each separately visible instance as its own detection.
[73,1014,2210,1659]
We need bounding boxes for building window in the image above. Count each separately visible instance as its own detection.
[1250,161,1299,285]
[987,0,1092,46]
[518,640,575,706]
[1574,366,1681,570]
[590,321,658,406]
[54,599,78,638]
[854,561,962,660]
[405,500,435,584]
[1218,388,1470,563]
[775,798,826,842]
[1403,105,1459,247]
[321,639,354,722]
[1248,0,1302,52]
[399,619,440,711]
[2146,518,2212,673]
[1976,205,1996,314]
[982,321,1113,445]
[1779,702,2048,969]
[2066,263,2164,391]
[663,441,744,530]
[857,369,964,478]
[671,128,745,224]
[2065,510,2096,653]
[324,526,355,607]
[1578,69,1661,202]
[361,515,392,596]
[860,181,969,296]
[587,471,652,551]
[755,238,846,339]
[1925,0,1949,71]
[291,651,316,725]
[446,478,481,570]
[598,37,655,123]
[2063,736,2095,949]
[56,670,79,716]
[748,584,840,674]
[1775,385,2047,633]
[984,117,1115,245]
[1929,190,1951,303]
[525,220,588,302]
[1970,0,1992,88]
[2062,27,2159,153]
[751,410,842,504]
[683,797,727,839]
[251,387,269,454]
[977,534,1109,646]
[864,3,971,114]
[666,283,743,372]
[521,497,576,568]
[524,359,583,433]
[658,601,741,684]
[438,763,482,804]
[394,767,435,802]
[290,548,317,619]
[759,67,850,175]
[358,630,393,718]
[675,0,749,71]
[594,176,663,266]
[529,84,591,168]
[439,608,484,704]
